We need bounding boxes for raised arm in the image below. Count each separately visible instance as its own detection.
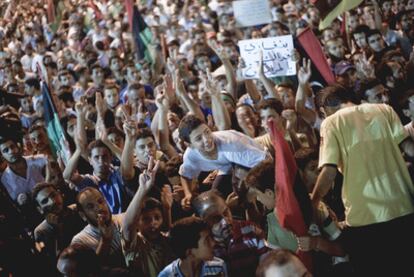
[156,93,178,158]
[257,52,279,99]
[173,68,205,121]
[75,97,89,160]
[204,69,231,130]
[121,118,138,181]
[62,128,85,185]
[208,39,237,98]
[295,59,317,126]
[122,158,160,246]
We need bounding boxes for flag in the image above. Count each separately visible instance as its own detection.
[47,0,64,33]
[124,0,154,64]
[311,0,364,30]
[297,27,335,84]
[41,82,71,165]
[269,120,313,271]
[89,0,103,21]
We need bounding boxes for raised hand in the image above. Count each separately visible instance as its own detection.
[297,58,312,85]
[74,96,88,118]
[207,39,228,60]
[282,109,297,131]
[358,52,375,79]
[97,213,113,242]
[95,92,107,117]
[138,156,160,193]
[161,185,173,210]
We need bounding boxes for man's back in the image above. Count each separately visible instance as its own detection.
[319,103,414,226]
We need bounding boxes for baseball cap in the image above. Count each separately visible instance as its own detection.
[334,61,355,76]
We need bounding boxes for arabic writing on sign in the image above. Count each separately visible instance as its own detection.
[238,36,296,79]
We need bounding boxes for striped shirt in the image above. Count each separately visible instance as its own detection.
[158,257,228,277]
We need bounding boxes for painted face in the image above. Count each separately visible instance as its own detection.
[196,56,211,72]
[353,33,367,49]
[29,129,49,152]
[189,124,216,155]
[192,230,216,262]
[59,74,72,87]
[126,67,140,83]
[260,108,282,134]
[91,67,104,84]
[139,208,163,240]
[403,95,414,120]
[110,57,122,72]
[368,34,385,52]
[127,88,145,104]
[327,40,345,59]
[236,105,258,137]
[78,188,111,226]
[135,137,157,165]
[36,186,64,215]
[104,88,119,109]
[365,84,389,104]
[277,87,296,109]
[89,147,112,179]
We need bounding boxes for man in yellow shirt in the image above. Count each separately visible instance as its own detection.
[311,85,414,277]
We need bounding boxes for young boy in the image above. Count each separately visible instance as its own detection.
[158,217,228,277]
[178,114,268,207]
[192,190,268,276]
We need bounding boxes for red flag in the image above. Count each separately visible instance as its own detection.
[297,27,335,84]
[269,120,313,271]
[47,0,56,23]
[89,0,103,21]
[124,0,134,31]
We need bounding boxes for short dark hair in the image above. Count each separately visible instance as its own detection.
[76,187,101,212]
[24,78,40,90]
[356,78,383,102]
[32,182,57,203]
[141,197,163,214]
[244,159,275,193]
[351,24,370,38]
[170,217,210,259]
[366,29,382,41]
[319,84,354,108]
[128,83,144,92]
[178,115,204,143]
[165,155,183,177]
[58,244,100,276]
[136,127,155,142]
[28,124,46,134]
[87,139,112,157]
[375,61,393,83]
[257,98,284,115]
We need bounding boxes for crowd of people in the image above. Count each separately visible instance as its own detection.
[0,0,413,276]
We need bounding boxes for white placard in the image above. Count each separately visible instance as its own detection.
[233,0,272,27]
[238,35,296,79]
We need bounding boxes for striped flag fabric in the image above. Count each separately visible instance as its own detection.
[41,82,71,165]
[47,0,65,33]
[268,120,313,272]
[124,0,154,64]
[311,0,364,30]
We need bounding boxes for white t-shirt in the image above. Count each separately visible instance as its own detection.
[1,155,47,201]
[179,130,267,179]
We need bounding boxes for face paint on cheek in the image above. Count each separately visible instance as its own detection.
[211,218,232,247]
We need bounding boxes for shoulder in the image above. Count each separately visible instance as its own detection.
[158,259,179,277]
